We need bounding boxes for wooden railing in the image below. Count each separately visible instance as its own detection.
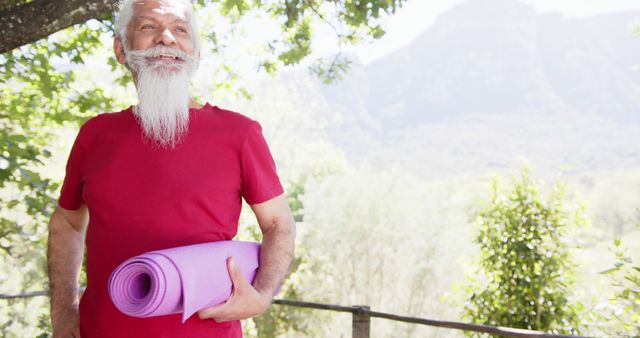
[271,299,587,338]
[1,291,589,338]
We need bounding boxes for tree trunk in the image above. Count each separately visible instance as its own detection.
[0,0,118,53]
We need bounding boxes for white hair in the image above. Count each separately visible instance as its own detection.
[114,0,201,55]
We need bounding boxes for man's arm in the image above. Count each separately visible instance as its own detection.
[198,193,296,321]
[47,204,89,338]
[250,193,297,297]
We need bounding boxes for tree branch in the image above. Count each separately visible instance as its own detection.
[0,0,118,53]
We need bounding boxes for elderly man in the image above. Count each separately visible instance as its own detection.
[46,0,296,337]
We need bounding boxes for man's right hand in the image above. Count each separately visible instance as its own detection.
[51,306,80,338]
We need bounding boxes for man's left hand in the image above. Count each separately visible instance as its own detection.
[197,256,272,322]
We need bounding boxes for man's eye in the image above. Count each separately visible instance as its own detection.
[175,27,188,33]
[141,25,156,30]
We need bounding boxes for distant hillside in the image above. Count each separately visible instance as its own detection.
[237,0,640,178]
[320,0,640,129]
[304,0,640,175]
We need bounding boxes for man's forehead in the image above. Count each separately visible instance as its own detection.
[133,0,188,21]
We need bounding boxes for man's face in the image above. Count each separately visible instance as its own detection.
[113,0,200,148]
[115,0,195,65]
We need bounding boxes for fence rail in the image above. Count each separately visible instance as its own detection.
[1,291,589,338]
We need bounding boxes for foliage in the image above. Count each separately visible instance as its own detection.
[299,169,442,337]
[462,169,584,336]
[1,23,113,217]
[597,235,640,337]
[309,52,353,85]
[193,0,404,79]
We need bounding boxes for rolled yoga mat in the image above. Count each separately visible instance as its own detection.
[108,240,260,322]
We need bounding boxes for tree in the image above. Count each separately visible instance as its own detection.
[462,169,584,336]
[1,0,403,73]
[298,169,441,337]
[0,0,406,336]
[0,0,118,53]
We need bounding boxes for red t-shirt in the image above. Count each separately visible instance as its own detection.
[58,103,284,338]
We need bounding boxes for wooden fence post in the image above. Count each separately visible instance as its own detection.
[352,305,370,338]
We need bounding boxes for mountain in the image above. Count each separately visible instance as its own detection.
[237,0,640,178]
[321,0,640,130]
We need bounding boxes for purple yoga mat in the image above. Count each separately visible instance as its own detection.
[108,241,260,322]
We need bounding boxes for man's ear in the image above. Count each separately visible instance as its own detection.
[114,37,127,65]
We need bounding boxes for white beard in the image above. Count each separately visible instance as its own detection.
[124,45,198,148]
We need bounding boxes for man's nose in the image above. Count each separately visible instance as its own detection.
[153,28,177,46]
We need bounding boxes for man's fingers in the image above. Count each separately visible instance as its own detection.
[197,303,226,320]
[198,257,253,321]
[227,256,249,291]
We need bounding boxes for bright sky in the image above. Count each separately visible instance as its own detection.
[81,0,640,96]
[337,0,640,65]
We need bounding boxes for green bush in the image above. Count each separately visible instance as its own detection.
[599,236,640,337]
[462,169,584,336]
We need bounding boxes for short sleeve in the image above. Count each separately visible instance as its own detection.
[240,122,284,205]
[58,128,86,210]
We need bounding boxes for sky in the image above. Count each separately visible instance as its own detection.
[78,0,640,97]
[331,0,640,65]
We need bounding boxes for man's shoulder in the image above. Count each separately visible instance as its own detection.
[73,107,132,143]
[199,104,259,131]
[80,107,132,129]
